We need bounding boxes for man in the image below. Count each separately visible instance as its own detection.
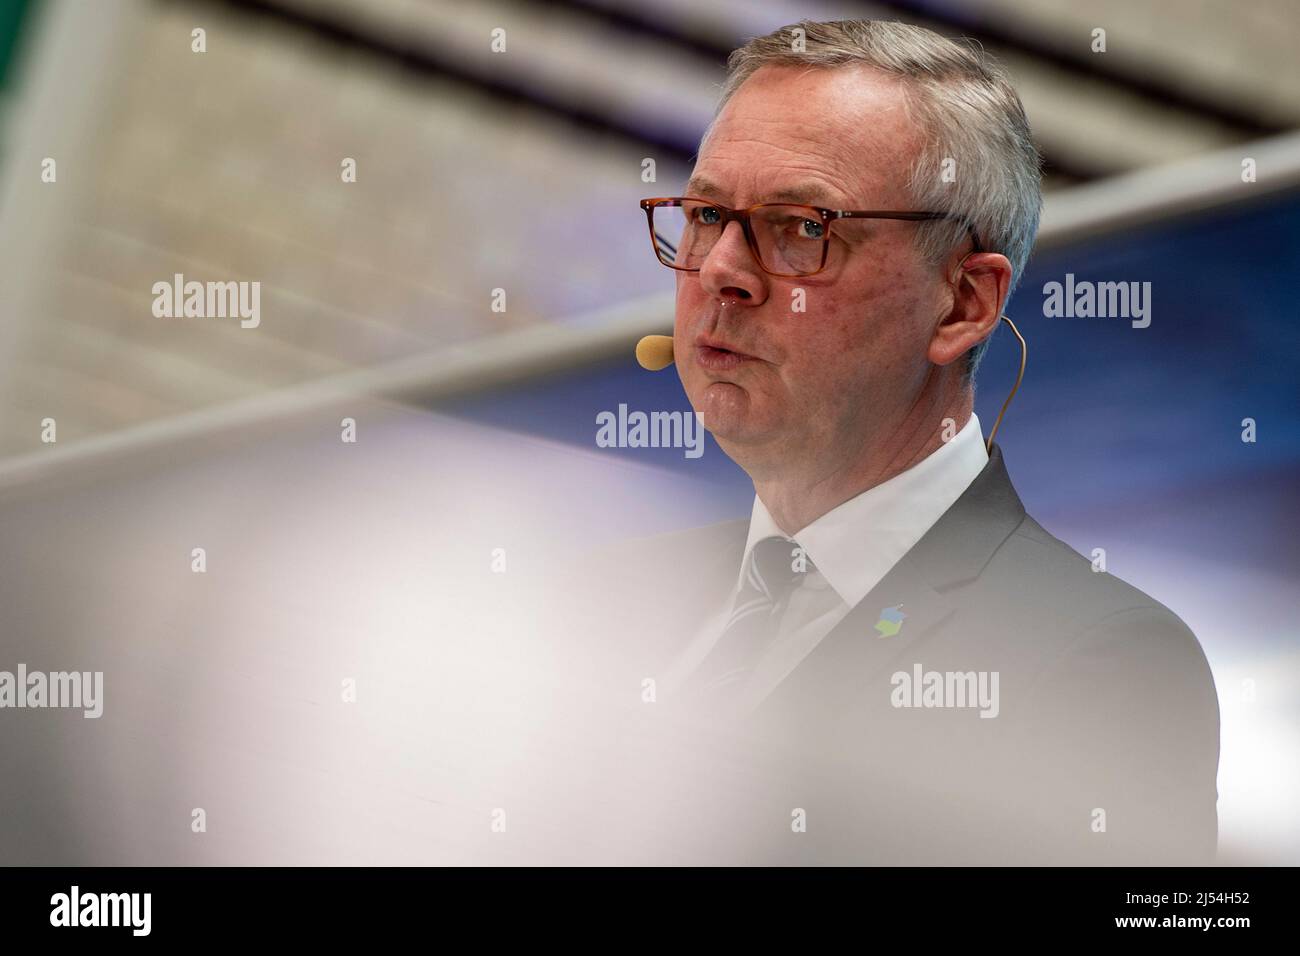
[546,19,1218,865]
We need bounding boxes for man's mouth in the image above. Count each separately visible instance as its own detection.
[695,336,756,372]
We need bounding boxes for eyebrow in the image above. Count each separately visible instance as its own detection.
[684,177,843,208]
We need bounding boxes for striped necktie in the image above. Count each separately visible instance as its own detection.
[677,535,813,715]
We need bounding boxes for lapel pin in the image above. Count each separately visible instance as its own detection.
[874,604,906,638]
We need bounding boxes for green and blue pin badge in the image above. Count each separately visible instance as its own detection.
[874,605,906,638]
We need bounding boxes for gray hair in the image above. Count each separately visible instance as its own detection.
[710,20,1042,377]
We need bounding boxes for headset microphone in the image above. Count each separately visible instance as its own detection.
[635,334,675,371]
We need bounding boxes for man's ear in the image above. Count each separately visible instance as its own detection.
[928,251,1012,367]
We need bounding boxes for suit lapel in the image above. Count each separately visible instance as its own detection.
[750,443,1027,727]
[752,553,955,728]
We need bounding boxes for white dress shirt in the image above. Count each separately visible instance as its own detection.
[666,413,989,714]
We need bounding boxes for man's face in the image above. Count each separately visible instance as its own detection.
[675,64,953,475]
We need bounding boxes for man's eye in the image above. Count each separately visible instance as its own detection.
[695,207,722,225]
[798,219,825,240]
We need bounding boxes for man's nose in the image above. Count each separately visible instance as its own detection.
[699,221,768,305]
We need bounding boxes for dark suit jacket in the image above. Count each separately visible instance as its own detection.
[544,444,1219,865]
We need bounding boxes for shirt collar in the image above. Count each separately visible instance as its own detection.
[741,413,988,608]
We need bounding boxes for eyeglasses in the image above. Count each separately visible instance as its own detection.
[640,197,982,278]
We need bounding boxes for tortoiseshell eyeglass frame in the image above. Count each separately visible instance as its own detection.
[640,197,983,278]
